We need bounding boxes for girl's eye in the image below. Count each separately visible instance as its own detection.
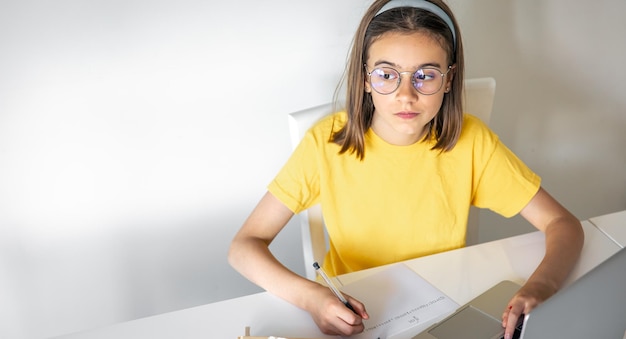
[373,68,398,81]
[415,69,438,81]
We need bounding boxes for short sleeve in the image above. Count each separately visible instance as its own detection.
[267,123,325,214]
[472,128,541,218]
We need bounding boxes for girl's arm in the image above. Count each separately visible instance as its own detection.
[501,187,584,339]
[228,191,369,336]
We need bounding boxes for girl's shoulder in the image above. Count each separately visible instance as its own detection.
[458,113,500,146]
[461,113,494,136]
[462,112,489,130]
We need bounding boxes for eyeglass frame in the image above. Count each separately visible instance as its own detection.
[364,64,454,95]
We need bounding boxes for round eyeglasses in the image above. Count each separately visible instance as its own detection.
[365,65,453,95]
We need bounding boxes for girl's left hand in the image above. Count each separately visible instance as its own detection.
[501,280,557,339]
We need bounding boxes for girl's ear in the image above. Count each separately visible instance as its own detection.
[364,78,372,93]
[444,64,456,93]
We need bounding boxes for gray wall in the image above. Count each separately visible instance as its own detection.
[0,0,624,338]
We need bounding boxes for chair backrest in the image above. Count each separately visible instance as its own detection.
[463,77,496,125]
[287,104,335,280]
[462,77,496,245]
[288,77,496,280]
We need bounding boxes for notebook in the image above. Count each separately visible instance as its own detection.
[339,263,460,339]
[412,247,626,339]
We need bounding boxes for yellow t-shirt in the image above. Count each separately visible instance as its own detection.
[268,112,540,276]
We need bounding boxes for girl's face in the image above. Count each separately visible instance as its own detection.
[365,31,453,146]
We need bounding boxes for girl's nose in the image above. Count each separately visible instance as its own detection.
[395,74,419,102]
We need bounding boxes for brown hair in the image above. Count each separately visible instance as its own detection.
[332,0,465,160]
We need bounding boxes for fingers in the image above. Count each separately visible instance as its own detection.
[346,294,369,319]
[502,304,522,339]
[320,303,365,336]
[310,292,367,336]
[502,282,553,339]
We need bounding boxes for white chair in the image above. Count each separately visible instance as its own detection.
[288,77,496,280]
[462,77,496,246]
[287,104,335,280]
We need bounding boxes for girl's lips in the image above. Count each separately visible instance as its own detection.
[395,111,419,119]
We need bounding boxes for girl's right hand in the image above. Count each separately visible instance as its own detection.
[306,285,369,336]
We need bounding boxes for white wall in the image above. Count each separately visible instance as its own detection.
[0,1,624,338]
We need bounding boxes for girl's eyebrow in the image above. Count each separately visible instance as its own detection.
[372,59,443,69]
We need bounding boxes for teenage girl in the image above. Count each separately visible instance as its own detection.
[229,1,584,338]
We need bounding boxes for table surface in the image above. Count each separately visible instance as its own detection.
[54,217,623,339]
[589,209,626,248]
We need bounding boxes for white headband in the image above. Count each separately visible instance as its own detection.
[375,0,457,51]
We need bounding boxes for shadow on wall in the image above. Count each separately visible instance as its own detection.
[454,1,626,242]
[1,208,304,339]
[504,1,626,218]
[118,210,304,314]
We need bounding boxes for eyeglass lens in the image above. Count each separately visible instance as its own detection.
[369,67,445,95]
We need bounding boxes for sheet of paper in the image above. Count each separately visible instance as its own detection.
[340,264,459,339]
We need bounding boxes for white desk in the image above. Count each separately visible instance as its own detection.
[589,210,626,248]
[55,220,620,339]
